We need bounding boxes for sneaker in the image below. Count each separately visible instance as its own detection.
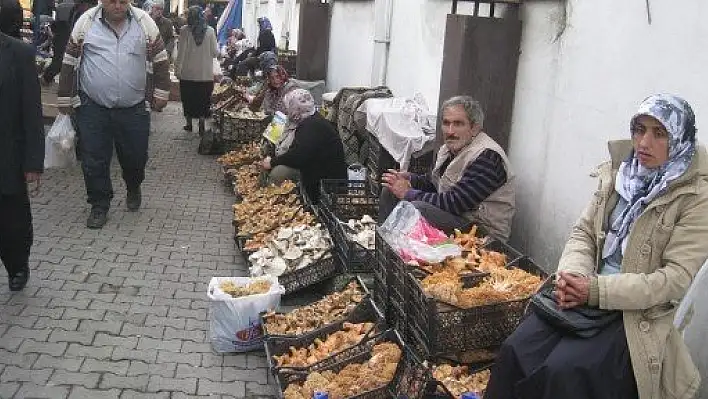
[126,187,142,211]
[87,207,108,229]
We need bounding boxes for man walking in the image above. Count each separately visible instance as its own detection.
[57,0,170,229]
[0,2,45,291]
[150,0,174,60]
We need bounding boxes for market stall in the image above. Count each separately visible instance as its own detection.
[208,86,549,399]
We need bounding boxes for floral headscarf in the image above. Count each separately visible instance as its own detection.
[284,88,316,124]
[603,94,697,258]
[274,89,316,156]
[187,6,207,45]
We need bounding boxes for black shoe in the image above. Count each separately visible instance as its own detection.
[126,187,142,211]
[9,269,29,291]
[183,124,193,132]
[87,207,108,229]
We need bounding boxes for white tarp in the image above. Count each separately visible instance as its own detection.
[356,95,436,170]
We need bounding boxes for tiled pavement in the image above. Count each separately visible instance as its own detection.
[0,104,278,398]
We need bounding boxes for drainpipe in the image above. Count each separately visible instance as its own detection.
[371,0,394,87]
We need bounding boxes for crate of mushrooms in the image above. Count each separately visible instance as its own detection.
[318,179,379,273]
[248,223,341,295]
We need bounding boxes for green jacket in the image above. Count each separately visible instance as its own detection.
[558,140,708,399]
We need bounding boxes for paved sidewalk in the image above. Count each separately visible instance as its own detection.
[0,104,277,399]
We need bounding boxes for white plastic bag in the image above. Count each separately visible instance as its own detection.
[379,201,461,264]
[44,115,76,169]
[47,114,76,151]
[207,276,284,353]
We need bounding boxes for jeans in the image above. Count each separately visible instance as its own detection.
[75,93,150,211]
[0,192,32,277]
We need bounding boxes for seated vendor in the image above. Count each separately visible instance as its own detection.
[245,62,297,115]
[260,89,347,202]
[378,96,515,240]
[485,94,708,399]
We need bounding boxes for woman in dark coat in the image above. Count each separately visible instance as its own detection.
[260,88,347,202]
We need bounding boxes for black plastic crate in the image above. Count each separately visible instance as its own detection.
[265,298,386,384]
[277,250,343,296]
[406,272,530,358]
[275,329,429,399]
[319,180,378,273]
[261,276,371,342]
[482,239,524,267]
[425,363,493,399]
[219,113,273,144]
[366,132,436,194]
[508,256,550,280]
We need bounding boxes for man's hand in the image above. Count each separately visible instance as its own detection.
[152,98,168,112]
[382,169,412,200]
[555,271,590,309]
[261,156,272,171]
[25,172,42,197]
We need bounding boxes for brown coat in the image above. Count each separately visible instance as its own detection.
[558,140,708,399]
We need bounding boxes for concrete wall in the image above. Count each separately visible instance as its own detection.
[507,0,708,267]
[324,0,708,268]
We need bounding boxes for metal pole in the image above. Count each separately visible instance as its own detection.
[452,0,458,15]
[490,2,495,18]
[473,1,480,16]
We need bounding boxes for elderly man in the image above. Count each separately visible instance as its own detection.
[379,96,516,240]
[0,1,45,291]
[57,0,170,229]
[150,0,174,59]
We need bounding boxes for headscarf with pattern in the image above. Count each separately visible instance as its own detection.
[257,17,272,32]
[187,6,207,46]
[603,94,697,258]
[274,89,316,156]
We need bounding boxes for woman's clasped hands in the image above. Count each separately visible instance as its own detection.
[555,271,591,309]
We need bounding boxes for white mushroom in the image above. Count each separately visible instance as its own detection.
[265,257,288,276]
[283,247,303,261]
[277,228,294,240]
[361,215,376,224]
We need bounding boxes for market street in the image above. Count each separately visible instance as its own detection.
[0,104,278,399]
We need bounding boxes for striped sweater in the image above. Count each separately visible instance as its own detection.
[404,149,507,216]
[57,5,171,109]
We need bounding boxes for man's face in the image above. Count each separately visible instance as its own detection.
[441,104,479,153]
[101,0,129,22]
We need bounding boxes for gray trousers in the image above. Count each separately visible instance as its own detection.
[378,187,471,234]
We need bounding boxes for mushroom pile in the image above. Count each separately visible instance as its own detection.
[249,224,333,277]
[342,215,376,250]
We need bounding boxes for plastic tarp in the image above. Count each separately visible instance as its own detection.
[216,0,243,47]
[356,95,436,170]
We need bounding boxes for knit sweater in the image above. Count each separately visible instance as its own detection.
[57,5,171,109]
[405,149,507,216]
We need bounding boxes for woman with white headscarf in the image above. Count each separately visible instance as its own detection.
[261,89,347,202]
[485,94,708,399]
